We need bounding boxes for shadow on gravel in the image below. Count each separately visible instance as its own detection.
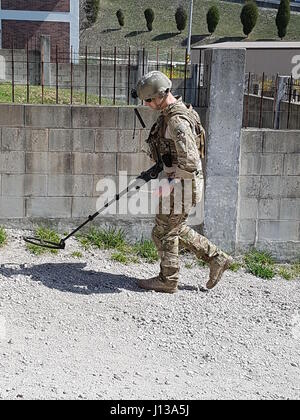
[0,263,137,295]
[0,263,204,295]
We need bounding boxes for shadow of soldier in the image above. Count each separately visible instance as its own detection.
[0,263,140,295]
[0,262,205,294]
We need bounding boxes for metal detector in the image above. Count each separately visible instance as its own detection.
[23,109,163,250]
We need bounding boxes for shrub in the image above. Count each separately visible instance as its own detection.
[144,8,155,32]
[276,0,291,39]
[175,6,188,33]
[240,1,259,37]
[207,6,220,35]
[116,9,125,28]
[84,0,100,26]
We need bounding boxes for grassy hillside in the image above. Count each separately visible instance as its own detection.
[80,0,300,56]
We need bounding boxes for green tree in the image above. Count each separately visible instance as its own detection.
[240,1,259,37]
[175,6,188,33]
[84,0,100,26]
[144,8,155,32]
[116,9,125,28]
[276,0,291,39]
[207,6,220,35]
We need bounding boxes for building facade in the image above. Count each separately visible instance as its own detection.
[0,0,79,60]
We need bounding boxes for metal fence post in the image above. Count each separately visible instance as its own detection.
[11,42,15,103]
[127,46,131,105]
[184,49,188,102]
[245,72,251,129]
[27,40,30,103]
[55,45,59,104]
[272,74,279,129]
[70,46,73,105]
[259,72,265,129]
[99,46,102,105]
[85,46,88,105]
[113,46,117,105]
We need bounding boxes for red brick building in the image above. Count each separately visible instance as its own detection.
[0,0,79,60]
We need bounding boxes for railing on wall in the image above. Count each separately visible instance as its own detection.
[243,73,300,130]
[0,38,207,108]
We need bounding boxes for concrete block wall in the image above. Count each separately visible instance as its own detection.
[0,104,159,239]
[237,129,300,261]
[0,49,40,84]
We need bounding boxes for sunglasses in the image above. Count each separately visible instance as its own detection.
[145,98,154,103]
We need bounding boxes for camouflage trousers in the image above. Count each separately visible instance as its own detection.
[152,184,219,283]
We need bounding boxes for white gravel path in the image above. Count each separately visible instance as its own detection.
[0,229,299,400]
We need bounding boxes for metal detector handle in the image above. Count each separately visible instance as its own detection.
[138,162,163,182]
[134,108,146,129]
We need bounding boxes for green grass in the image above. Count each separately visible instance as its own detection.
[0,83,126,105]
[244,248,276,279]
[77,227,159,265]
[71,251,83,259]
[292,262,300,278]
[197,258,208,267]
[133,239,159,263]
[229,261,243,272]
[77,227,127,251]
[277,266,294,280]
[185,262,194,269]
[111,251,139,265]
[80,0,300,57]
[0,227,8,247]
[277,262,300,280]
[26,226,61,255]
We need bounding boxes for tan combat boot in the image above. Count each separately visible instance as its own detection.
[137,276,178,294]
[206,253,233,290]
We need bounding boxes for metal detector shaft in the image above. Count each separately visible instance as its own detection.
[24,107,159,250]
[62,161,163,244]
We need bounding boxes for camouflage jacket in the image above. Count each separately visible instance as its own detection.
[146,97,204,204]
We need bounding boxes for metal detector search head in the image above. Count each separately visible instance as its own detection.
[23,236,66,250]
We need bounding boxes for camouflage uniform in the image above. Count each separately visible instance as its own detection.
[150,98,221,287]
[135,72,232,293]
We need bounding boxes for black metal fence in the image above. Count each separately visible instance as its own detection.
[1,42,205,107]
[243,72,300,130]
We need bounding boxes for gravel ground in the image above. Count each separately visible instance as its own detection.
[0,229,299,401]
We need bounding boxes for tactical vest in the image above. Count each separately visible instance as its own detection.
[146,101,205,166]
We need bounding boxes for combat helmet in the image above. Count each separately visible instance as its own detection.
[134,71,172,101]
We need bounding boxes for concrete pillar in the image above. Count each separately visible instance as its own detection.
[203,48,246,253]
[0,55,5,80]
[274,76,289,129]
[40,35,51,87]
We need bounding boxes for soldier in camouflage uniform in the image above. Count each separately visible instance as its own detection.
[135,71,233,294]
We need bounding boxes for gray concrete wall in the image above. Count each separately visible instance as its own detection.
[0,49,40,85]
[0,104,204,241]
[237,129,300,261]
